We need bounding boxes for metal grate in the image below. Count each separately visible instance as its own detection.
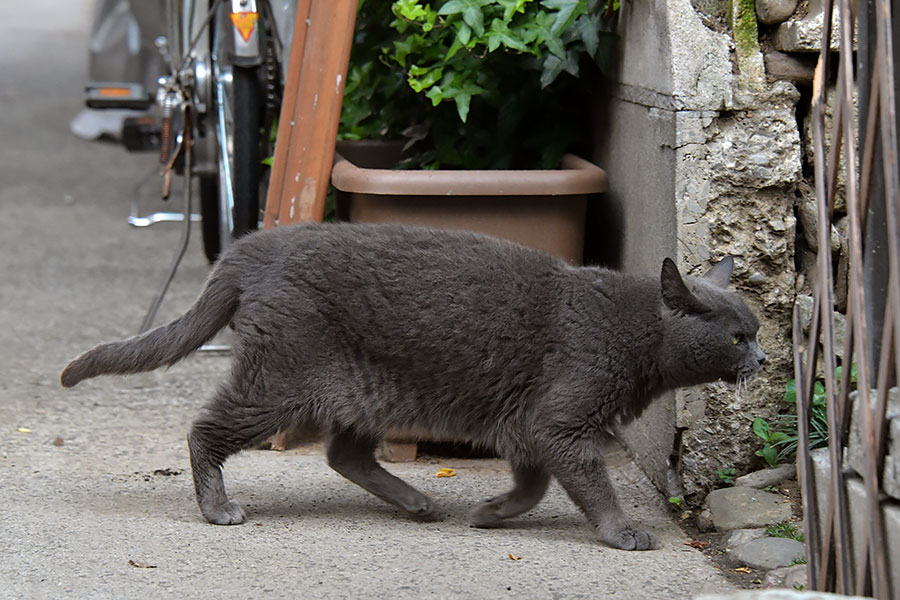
[795,0,898,597]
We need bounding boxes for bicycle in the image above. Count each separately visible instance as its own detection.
[91,0,294,330]
[155,0,293,262]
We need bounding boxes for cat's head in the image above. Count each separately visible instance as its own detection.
[659,256,766,386]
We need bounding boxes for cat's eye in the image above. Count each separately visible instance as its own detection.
[732,335,742,345]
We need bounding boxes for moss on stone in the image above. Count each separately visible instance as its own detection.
[732,0,761,59]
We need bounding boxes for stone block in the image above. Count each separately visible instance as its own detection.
[775,0,846,52]
[616,0,733,110]
[724,528,767,552]
[707,487,793,530]
[844,388,900,500]
[810,448,900,595]
[730,537,806,569]
[763,564,808,589]
[735,464,797,489]
[764,51,815,86]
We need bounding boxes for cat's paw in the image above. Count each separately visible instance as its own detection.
[201,500,246,525]
[467,495,509,528]
[402,495,437,520]
[599,525,657,551]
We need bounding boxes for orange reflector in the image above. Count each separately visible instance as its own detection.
[230,12,258,42]
[97,87,132,97]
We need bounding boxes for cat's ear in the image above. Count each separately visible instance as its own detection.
[703,255,734,288]
[661,258,710,315]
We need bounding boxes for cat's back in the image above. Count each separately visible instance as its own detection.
[239,222,563,288]
[227,222,566,331]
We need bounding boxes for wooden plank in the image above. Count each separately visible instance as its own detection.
[263,0,358,227]
[263,0,312,228]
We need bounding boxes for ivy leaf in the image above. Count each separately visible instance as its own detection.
[438,0,467,15]
[542,0,588,37]
[407,66,444,92]
[497,0,530,21]
[395,0,429,21]
[487,19,529,52]
[425,85,445,106]
[540,49,578,86]
[456,21,473,46]
[571,12,599,57]
[454,91,472,122]
[463,5,485,37]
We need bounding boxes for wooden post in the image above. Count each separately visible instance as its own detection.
[263,0,358,227]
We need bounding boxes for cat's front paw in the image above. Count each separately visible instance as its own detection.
[201,499,246,525]
[599,525,657,550]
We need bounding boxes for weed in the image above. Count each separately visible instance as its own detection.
[717,467,737,485]
[752,364,856,467]
[766,520,804,543]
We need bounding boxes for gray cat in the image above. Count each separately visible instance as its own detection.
[61,223,765,550]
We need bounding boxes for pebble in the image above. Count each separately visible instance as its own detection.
[756,0,798,24]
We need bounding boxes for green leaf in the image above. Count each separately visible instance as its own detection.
[542,0,588,37]
[760,444,778,467]
[456,21,472,45]
[407,66,444,92]
[784,379,797,404]
[487,19,529,52]
[438,0,467,15]
[454,91,472,122]
[425,85,445,106]
[814,380,825,396]
[752,417,770,441]
[497,0,529,21]
[463,5,485,37]
[395,0,429,20]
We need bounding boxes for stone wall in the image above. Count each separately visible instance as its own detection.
[594,0,809,499]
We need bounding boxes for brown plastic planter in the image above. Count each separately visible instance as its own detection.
[330,142,607,265]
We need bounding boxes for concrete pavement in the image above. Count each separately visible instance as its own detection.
[0,2,738,598]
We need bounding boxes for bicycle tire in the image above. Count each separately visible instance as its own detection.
[198,64,264,263]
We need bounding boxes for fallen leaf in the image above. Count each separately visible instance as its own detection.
[128,559,157,569]
[508,554,522,561]
[435,468,456,478]
[684,539,710,549]
[53,437,64,446]
[17,427,32,433]
[734,567,753,574]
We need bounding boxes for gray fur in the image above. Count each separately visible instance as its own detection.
[61,223,765,550]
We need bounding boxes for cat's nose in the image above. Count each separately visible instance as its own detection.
[757,352,767,366]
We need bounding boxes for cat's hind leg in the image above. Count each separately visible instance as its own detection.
[187,387,281,525]
[326,428,435,518]
[468,464,550,527]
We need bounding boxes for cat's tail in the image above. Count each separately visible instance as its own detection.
[60,269,239,388]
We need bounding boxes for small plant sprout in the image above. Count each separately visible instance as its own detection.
[717,467,737,485]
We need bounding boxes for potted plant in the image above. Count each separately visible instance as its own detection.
[331,0,618,265]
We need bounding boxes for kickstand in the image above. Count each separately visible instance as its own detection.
[138,108,194,334]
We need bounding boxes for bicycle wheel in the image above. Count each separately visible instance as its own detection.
[199,15,265,263]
